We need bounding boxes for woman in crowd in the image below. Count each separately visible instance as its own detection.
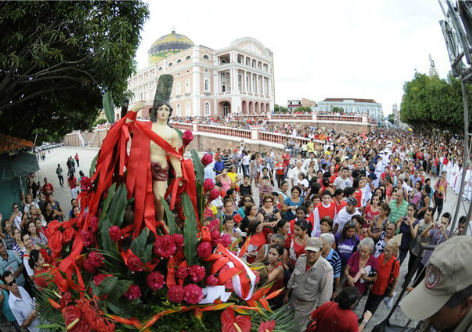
[367,202,390,239]
[275,219,291,250]
[363,195,380,225]
[275,157,287,188]
[27,220,48,247]
[265,244,286,309]
[240,202,258,235]
[244,220,266,264]
[282,186,304,221]
[30,206,46,228]
[237,195,254,219]
[12,227,26,258]
[309,287,372,332]
[335,221,360,271]
[363,240,400,316]
[22,232,40,277]
[28,249,50,288]
[288,219,310,269]
[410,181,423,207]
[221,216,240,245]
[258,194,281,230]
[254,234,287,264]
[9,203,23,231]
[344,237,377,296]
[433,171,448,220]
[415,185,431,220]
[217,168,232,197]
[68,173,79,199]
[2,218,16,250]
[373,222,396,257]
[396,204,419,264]
[278,181,290,211]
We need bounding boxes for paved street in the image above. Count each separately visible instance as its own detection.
[33,146,463,331]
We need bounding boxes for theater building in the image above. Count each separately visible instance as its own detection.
[316,97,384,124]
[123,30,275,119]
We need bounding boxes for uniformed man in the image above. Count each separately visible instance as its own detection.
[401,236,472,332]
[285,237,333,331]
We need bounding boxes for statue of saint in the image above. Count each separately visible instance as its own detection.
[129,75,182,222]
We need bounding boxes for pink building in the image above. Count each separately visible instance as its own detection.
[123,30,275,119]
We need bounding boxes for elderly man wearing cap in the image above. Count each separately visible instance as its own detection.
[285,237,333,331]
[401,236,472,332]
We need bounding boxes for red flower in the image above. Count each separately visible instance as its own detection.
[48,231,63,258]
[209,219,220,232]
[209,188,220,201]
[88,252,104,269]
[167,285,184,303]
[221,307,251,332]
[183,283,204,304]
[80,176,93,192]
[210,229,220,240]
[221,234,232,247]
[201,153,213,166]
[182,130,194,146]
[154,235,177,258]
[63,227,76,244]
[258,320,276,332]
[197,242,212,259]
[172,233,184,249]
[206,275,219,286]
[219,265,234,290]
[188,265,206,283]
[176,266,188,280]
[89,216,99,233]
[146,271,165,291]
[203,178,215,192]
[60,292,73,309]
[93,274,108,286]
[127,253,143,272]
[83,258,97,274]
[80,229,94,247]
[124,284,141,300]
[62,305,89,332]
[108,226,122,242]
[45,220,61,238]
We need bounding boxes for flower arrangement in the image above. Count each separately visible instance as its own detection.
[37,123,295,332]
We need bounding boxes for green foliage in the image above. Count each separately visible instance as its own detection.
[273,104,288,113]
[387,113,395,124]
[94,118,108,126]
[103,91,115,124]
[130,228,148,260]
[400,72,467,134]
[93,276,133,301]
[108,184,127,227]
[89,152,99,177]
[0,1,149,143]
[250,304,299,332]
[294,106,312,113]
[191,149,204,185]
[332,106,344,113]
[161,197,178,234]
[182,193,198,265]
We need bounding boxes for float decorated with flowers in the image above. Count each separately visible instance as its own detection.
[36,76,295,332]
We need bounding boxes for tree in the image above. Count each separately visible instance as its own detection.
[387,113,395,124]
[332,106,344,113]
[0,1,149,143]
[400,72,467,134]
[274,104,288,113]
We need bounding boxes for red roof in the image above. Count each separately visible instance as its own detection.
[0,134,34,154]
[323,98,377,103]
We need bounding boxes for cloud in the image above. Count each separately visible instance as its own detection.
[135,0,451,115]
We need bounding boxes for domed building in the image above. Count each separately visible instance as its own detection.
[148,30,194,65]
[123,31,274,119]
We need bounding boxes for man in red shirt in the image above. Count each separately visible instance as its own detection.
[42,177,53,196]
[282,149,291,178]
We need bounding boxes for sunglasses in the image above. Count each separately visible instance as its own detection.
[264,200,273,203]
[6,280,16,286]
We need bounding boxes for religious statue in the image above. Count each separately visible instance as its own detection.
[129,75,182,222]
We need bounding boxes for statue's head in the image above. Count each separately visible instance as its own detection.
[150,101,173,123]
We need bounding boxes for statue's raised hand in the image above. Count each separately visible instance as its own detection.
[131,101,145,113]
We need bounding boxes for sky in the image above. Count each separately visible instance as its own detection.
[134,0,452,115]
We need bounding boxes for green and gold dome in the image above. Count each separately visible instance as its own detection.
[148,30,194,65]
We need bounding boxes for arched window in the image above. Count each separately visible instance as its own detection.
[177,59,181,63]
[168,63,173,67]
[186,103,191,116]
[176,104,181,116]
[186,55,191,60]
[203,54,209,60]
[205,102,210,115]
[204,79,209,92]
[185,79,190,93]
[158,67,162,70]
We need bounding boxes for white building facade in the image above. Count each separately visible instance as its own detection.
[122,31,274,119]
[316,98,383,124]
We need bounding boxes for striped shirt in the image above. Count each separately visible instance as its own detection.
[325,248,342,279]
[0,250,25,286]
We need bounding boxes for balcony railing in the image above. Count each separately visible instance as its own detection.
[197,125,251,139]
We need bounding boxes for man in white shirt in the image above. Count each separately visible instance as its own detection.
[333,198,360,235]
[288,160,304,187]
[5,271,40,332]
[302,152,319,173]
[333,167,352,190]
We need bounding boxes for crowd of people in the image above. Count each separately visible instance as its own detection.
[201,127,472,331]
[1,125,472,332]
